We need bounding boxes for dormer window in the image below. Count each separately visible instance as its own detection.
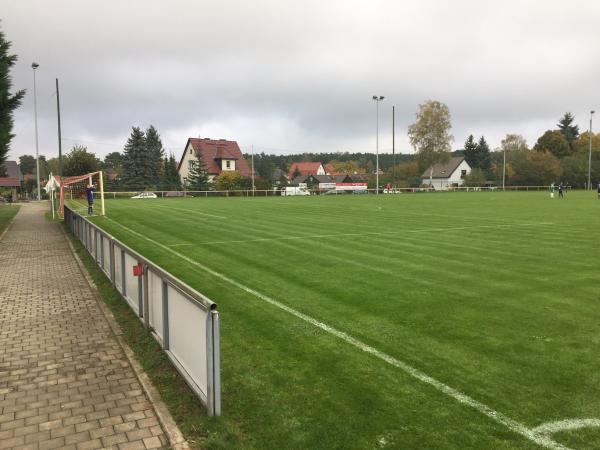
[226,160,231,169]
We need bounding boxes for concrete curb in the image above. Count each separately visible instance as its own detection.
[59,221,190,449]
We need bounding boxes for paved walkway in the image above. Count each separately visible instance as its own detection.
[0,203,167,450]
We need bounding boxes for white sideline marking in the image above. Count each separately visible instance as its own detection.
[192,222,554,246]
[153,204,226,219]
[532,419,600,436]
[101,216,571,450]
[167,243,194,247]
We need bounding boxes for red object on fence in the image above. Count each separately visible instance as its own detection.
[133,264,143,277]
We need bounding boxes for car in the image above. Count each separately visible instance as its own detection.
[131,192,158,199]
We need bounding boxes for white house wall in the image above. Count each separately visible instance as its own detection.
[421,160,472,190]
[178,142,197,183]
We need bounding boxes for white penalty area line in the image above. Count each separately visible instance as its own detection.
[101,215,570,450]
[191,222,554,247]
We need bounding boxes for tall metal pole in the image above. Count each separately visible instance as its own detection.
[251,144,255,196]
[502,148,506,191]
[56,78,63,177]
[588,110,595,190]
[372,95,384,195]
[32,63,40,201]
[392,105,395,188]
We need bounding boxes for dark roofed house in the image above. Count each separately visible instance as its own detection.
[421,156,471,190]
[177,138,251,184]
[0,161,23,202]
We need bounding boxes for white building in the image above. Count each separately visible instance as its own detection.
[421,157,471,190]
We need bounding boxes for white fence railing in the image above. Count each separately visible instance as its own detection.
[97,185,562,199]
[64,205,221,416]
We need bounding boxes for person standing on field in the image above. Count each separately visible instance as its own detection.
[597,182,600,199]
[549,182,555,198]
[86,184,95,215]
[558,182,564,199]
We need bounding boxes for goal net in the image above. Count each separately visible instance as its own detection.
[59,171,105,216]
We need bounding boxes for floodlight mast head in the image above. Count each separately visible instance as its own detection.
[32,62,39,69]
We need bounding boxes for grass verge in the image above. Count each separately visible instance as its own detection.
[61,221,242,449]
[0,205,20,235]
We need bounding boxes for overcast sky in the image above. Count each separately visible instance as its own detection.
[3,0,600,162]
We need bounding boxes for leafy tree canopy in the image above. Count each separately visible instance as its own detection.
[408,100,453,181]
[533,130,571,159]
[63,145,100,176]
[18,154,36,174]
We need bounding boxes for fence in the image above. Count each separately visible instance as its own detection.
[99,185,557,199]
[64,205,221,416]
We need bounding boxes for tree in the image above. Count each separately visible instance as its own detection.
[523,151,562,185]
[463,168,487,187]
[533,130,570,159]
[162,153,182,190]
[63,145,99,176]
[18,155,36,174]
[185,158,208,191]
[557,112,579,146]
[46,157,60,176]
[0,27,25,174]
[121,127,152,189]
[571,131,600,154]
[215,171,249,191]
[145,125,164,185]
[500,134,528,152]
[408,100,453,185]
[463,135,478,169]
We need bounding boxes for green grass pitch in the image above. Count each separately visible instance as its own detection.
[82,191,600,449]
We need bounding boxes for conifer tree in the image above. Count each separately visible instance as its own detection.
[476,136,492,172]
[557,112,579,147]
[145,125,165,185]
[122,127,151,189]
[185,157,208,191]
[0,27,26,174]
[463,135,478,168]
[162,153,182,190]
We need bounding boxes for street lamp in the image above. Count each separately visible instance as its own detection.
[32,62,41,201]
[372,95,384,194]
[588,110,595,190]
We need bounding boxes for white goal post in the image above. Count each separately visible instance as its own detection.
[59,171,105,216]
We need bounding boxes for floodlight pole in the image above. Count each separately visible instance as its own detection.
[588,110,595,190]
[372,95,384,194]
[502,148,506,191]
[392,105,395,188]
[32,62,41,201]
[251,144,255,196]
[56,78,63,177]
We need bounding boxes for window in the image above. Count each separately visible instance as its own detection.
[188,160,194,171]
[189,148,192,154]
[461,170,467,179]
[225,160,231,169]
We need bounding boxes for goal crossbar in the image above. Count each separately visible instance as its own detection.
[59,171,105,216]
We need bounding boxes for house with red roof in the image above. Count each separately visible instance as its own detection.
[287,162,325,180]
[0,161,23,201]
[177,138,251,184]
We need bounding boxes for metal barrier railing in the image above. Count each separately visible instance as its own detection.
[64,205,221,416]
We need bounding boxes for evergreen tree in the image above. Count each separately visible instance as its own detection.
[145,125,165,185]
[162,153,182,190]
[557,112,579,146]
[121,127,152,189]
[463,135,478,168]
[476,136,492,171]
[185,157,208,191]
[0,27,26,174]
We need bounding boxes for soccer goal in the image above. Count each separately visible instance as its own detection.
[59,171,105,217]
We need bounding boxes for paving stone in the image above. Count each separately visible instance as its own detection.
[0,204,168,449]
